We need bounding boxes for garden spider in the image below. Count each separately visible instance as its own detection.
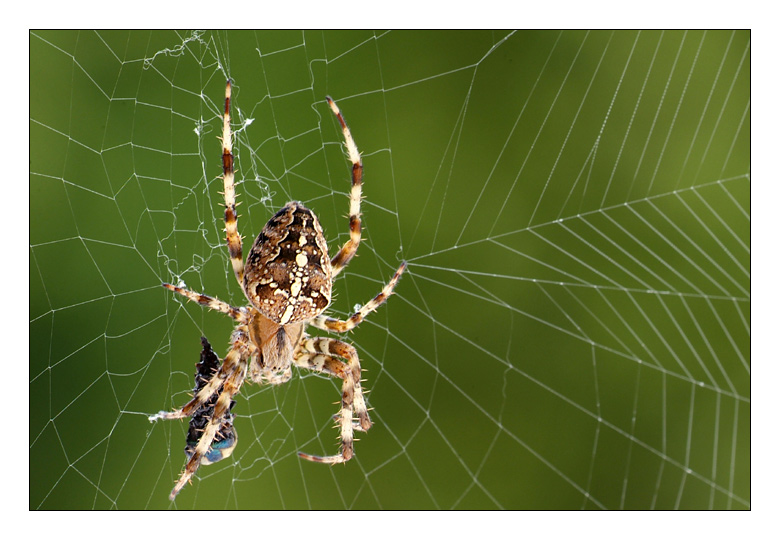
[150,80,406,500]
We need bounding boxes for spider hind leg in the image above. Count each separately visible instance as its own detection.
[326,96,363,278]
[222,79,245,286]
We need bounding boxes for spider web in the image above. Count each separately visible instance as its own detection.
[29,29,750,510]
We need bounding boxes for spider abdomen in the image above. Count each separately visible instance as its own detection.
[244,202,332,324]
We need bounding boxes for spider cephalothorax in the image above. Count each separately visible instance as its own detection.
[150,80,406,500]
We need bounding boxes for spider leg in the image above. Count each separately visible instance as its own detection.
[169,330,250,500]
[222,80,245,287]
[326,97,363,278]
[149,329,248,421]
[184,337,238,465]
[150,348,231,424]
[162,283,248,323]
[295,337,371,464]
[309,262,406,333]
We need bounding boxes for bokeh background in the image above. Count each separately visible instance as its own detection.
[30,30,749,509]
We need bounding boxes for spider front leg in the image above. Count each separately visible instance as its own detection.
[184,337,238,466]
[295,337,371,464]
[148,358,233,423]
[168,331,251,500]
[149,329,245,422]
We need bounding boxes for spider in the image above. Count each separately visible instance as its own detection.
[150,80,406,500]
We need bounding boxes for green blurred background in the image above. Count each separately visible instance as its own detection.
[30,30,749,509]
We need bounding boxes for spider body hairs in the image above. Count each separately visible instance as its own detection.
[150,80,406,500]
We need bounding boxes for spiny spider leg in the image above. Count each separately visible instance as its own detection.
[222,80,244,287]
[310,262,406,333]
[295,337,371,464]
[326,96,363,278]
[162,283,248,322]
[148,333,242,422]
[168,330,250,500]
